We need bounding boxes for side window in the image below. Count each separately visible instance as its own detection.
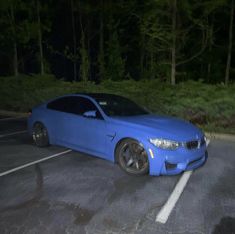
[47,96,103,119]
[72,97,103,119]
[47,97,70,112]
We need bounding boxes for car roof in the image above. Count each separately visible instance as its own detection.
[76,93,122,99]
[45,93,123,106]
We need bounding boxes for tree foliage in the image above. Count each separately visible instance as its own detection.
[0,0,234,84]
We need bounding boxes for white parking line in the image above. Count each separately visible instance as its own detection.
[0,149,72,177]
[156,170,193,223]
[156,139,211,224]
[0,116,25,121]
[0,130,27,138]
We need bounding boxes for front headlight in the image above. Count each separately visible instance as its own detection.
[149,138,180,150]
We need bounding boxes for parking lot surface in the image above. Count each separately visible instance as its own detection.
[0,117,234,234]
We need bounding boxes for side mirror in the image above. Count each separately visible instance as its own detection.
[83,110,97,118]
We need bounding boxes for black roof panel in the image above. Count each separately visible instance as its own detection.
[76,93,122,99]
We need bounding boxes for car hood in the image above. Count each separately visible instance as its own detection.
[110,114,203,141]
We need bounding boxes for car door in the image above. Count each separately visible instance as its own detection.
[46,96,107,157]
[65,96,107,157]
[46,96,73,143]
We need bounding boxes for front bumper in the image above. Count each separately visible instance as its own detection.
[145,141,208,176]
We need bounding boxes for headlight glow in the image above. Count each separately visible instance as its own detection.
[149,138,180,150]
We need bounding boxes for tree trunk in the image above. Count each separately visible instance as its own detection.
[71,0,77,81]
[140,34,145,79]
[171,0,177,85]
[150,41,154,79]
[79,2,89,82]
[36,0,44,75]
[10,3,18,77]
[207,21,213,82]
[225,0,234,85]
[99,0,105,81]
[87,6,91,81]
[13,40,18,77]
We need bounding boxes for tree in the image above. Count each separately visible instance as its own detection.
[225,0,234,85]
[36,0,44,75]
[70,0,77,81]
[137,0,218,84]
[78,1,90,82]
[170,0,211,84]
[0,0,19,76]
[98,0,105,81]
[106,26,125,80]
[0,0,234,83]
[10,1,18,76]
[0,0,51,75]
[171,0,177,85]
[79,29,89,82]
[137,0,172,80]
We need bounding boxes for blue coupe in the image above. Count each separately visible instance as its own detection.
[28,93,208,176]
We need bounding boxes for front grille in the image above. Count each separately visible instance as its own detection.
[186,140,199,150]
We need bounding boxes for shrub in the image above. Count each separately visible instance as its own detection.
[0,75,234,133]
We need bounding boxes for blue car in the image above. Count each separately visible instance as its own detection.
[28,93,208,176]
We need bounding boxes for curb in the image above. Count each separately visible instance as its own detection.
[0,110,28,118]
[205,132,235,142]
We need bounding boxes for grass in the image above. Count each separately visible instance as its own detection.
[1,74,235,134]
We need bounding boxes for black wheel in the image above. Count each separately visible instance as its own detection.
[32,122,49,147]
[116,139,149,175]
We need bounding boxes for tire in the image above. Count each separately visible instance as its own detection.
[32,122,49,147]
[116,139,149,176]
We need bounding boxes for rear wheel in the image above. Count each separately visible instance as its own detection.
[32,122,49,147]
[116,139,149,176]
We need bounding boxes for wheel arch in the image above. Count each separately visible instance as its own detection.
[114,137,146,163]
[33,120,48,131]
[32,120,51,144]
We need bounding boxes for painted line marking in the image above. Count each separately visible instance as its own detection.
[0,149,72,177]
[0,116,26,121]
[156,139,210,224]
[156,170,193,224]
[0,130,27,138]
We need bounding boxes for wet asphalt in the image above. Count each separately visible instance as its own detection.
[0,117,234,234]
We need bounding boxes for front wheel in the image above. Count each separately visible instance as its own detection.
[116,139,149,176]
[32,122,49,147]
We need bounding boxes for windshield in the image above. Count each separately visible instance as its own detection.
[94,95,149,117]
